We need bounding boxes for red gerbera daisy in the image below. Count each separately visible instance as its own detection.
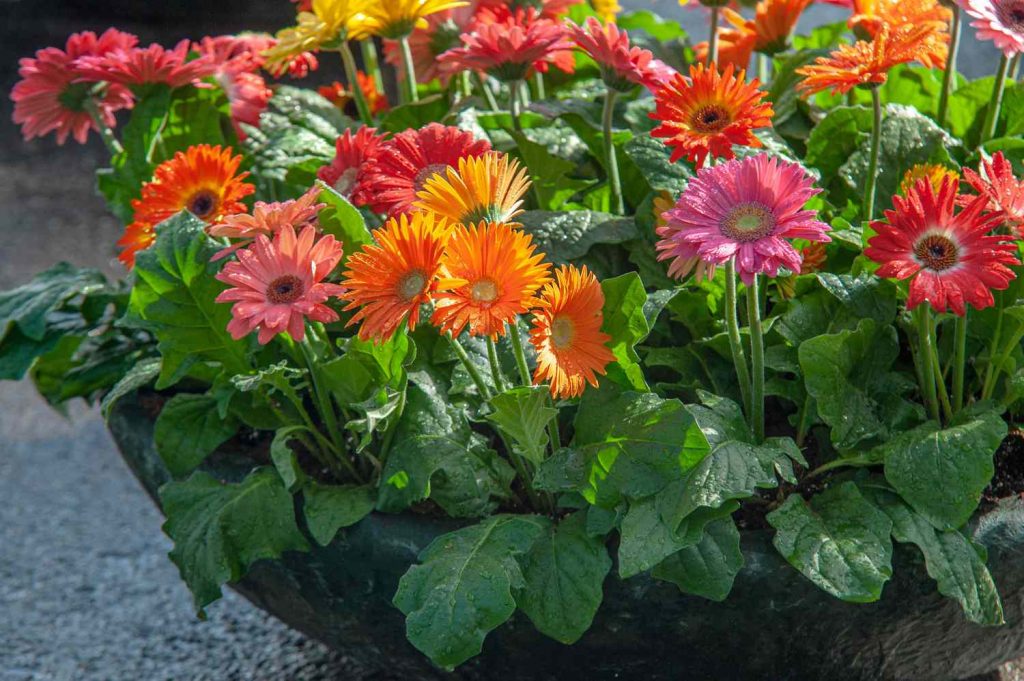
[568,17,675,92]
[317,126,385,202]
[865,177,1019,315]
[358,123,491,217]
[961,151,1024,235]
[74,39,217,89]
[11,28,137,145]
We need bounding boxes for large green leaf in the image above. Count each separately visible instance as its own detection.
[511,131,593,211]
[516,511,611,644]
[623,134,693,195]
[518,210,638,263]
[316,180,373,256]
[154,393,239,477]
[618,497,738,577]
[160,467,309,613]
[652,516,744,601]
[768,482,893,603]
[393,514,549,669]
[805,106,873,201]
[0,262,107,341]
[100,357,162,417]
[600,272,650,391]
[487,386,556,465]
[883,409,1006,531]
[302,483,377,546]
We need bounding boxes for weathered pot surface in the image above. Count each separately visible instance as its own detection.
[108,394,1024,681]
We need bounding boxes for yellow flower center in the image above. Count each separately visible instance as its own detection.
[471,278,500,305]
[913,233,960,272]
[187,189,219,220]
[266,274,305,304]
[550,315,576,350]
[398,270,427,301]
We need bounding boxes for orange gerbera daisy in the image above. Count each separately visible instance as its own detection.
[796,23,943,96]
[848,0,950,67]
[696,10,758,70]
[900,163,961,196]
[529,264,614,399]
[341,211,452,342]
[697,0,813,66]
[650,62,774,167]
[432,221,551,339]
[414,152,530,227]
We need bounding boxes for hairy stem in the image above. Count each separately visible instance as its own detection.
[448,333,492,399]
[937,5,961,128]
[725,260,753,419]
[602,87,624,214]
[863,86,883,222]
[746,274,766,442]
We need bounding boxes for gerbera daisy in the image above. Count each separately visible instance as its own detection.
[11,28,136,145]
[215,224,346,344]
[263,0,375,72]
[359,123,491,217]
[360,0,468,39]
[957,0,1024,55]
[194,35,273,137]
[414,152,530,226]
[654,191,716,282]
[432,221,552,339]
[341,211,452,341]
[900,163,961,196]
[591,0,622,22]
[695,10,758,70]
[568,17,675,92]
[848,0,950,67]
[209,187,324,259]
[74,40,216,89]
[865,177,1018,315]
[657,154,831,285]
[437,9,575,82]
[961,151,1024,233]
[697,0,814,65]
[529,265,614,399]
[478,0,581,21]
[117,221,158,269]
[317,126,384,201]
[382,5,476,85]
[796,23,945,96]
[650,62,774,168]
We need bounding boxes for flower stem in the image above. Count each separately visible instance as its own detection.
[863,86,883,223]
[929,326,955,423]
[982,54,1011,144]
[937,5,961,128]
[339,43,372,124]
[458,71,472,100]
[602,88,624,214]
[360,39,384,93]
[378,386,406,463]
[916,307,941,422]
[474,72,500,112]
[953,313,968,413]
[532,71,546,100]
[746,274,765,442]
[507,321,533,386]
[448,333,492,399]
[83,97,123,156]
[486,336,507,392]
[707,6,720,67]
[725,260,753,419]
[398,35,419,103]
[509,79,524,133]
[981,290,1005,400]
[300,338,347,458]
[757,53,769,84]
[546,404,560,454]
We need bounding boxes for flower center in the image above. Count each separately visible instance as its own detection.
[913,233,960,272]
[413,163,449,193]
[57,82,93,112]
[691,104,732,134]
[187,189,219,220]
[471,278,500,305]
[398,269,428,301]
[333,167,360,197]
[266,274,305,304]
[998,0,1024,29]
[550,315,575,349]
[720,202,776,242]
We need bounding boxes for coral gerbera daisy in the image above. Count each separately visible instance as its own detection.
[74,40,217,89]
[194,36,273,137]
[962,151,1024,233]
[341,211,452,341]
[317,126,385,201]
[957,0,1024,56]
[900,163,961,196]
[432,221,552,339]
[865,177,1018,315]
[359,123,492,217]
[215,224,346,344]
[11,28,137,145]
[360,0,469,39]
[796,23,945,96]
[382,5,477,85]
[657,154,831,284]
[568,17,674,92]
[529,264,614,399]
[208,186,324,259]
[650,63,774,168]
[414,152,531,227]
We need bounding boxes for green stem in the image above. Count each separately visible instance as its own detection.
[378,385,406,463]
[486,336,507,392]
[339,43,372,124]
[917,307,941,422]
[804,455,874,482]
[300,339,348,461]
[863,86,883,223]
[546,406,560,454]
[448,334,491,399]
[746,275,765,442]
[725,260,753,419]
[1013,53,1023,80]
[398,35,419,103]
[508,321,533,387]
[458,71,472,100]
[953,313,968,413]
[83,96,123,156]
[937,5,961,128]
[982,290,1006,400]
[984,325,1024,401]
[474,72,500,112]
[602,87,624,215]
[707,6,720,67]
[928,321,954,423]
[509,79,524,133]
[360,39,384,93]
[757,53,769,84]
[982,54,1011,144]
[532,71,546,100]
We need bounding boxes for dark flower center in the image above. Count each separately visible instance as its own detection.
[187,190,219,220]
[999,0,1024,29]
[413,163,450,193]
[57,82,93,113]
[913,234,960,271]
[691,105,732,134]
[266,275,305,304]
[720,202,776,242]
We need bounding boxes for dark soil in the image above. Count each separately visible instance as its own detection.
[981,428,1024,512]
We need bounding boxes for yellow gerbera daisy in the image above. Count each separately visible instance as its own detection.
[899,163,961,196]
[362,0,468,40]
[591,0,621,22]
[264,0,375,69]
[414,152,531,228]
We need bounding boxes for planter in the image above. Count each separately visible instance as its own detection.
[108,393,1024,681]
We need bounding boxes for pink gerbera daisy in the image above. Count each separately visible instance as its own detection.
[317,126,385,202]
[11,28,137,145]
[74,40,217,89]
[961,151,1024,234]
[358,123,491,217]
[957,0,1024,56]
[866,176,1018,315]
[568,17,675,92]
[476,0,581,20]
[657,154,831,284]
[209,187,325,260]
[215,224,346,344]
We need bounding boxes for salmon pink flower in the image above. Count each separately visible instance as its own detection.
[194,36,273,137]
[215,224,346,344]
[209,187,325,260]
[866,177,1019,315]
[568,17,674,92]
[957,0,1024,55]
[317,126,385,202]
[961,151,1024,234]
[75,40,217,89]
[657,154,831,284]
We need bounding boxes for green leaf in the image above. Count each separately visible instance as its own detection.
[863,486,1004,625]
[302,483,376,546]
[804,106,873,198]
[883,409,1006,531]
[316,180,373,255]
[511,131,593,211]
[516,511,611,644]
[160,468,309,613]
[616,9,688,41]
[269,426,308,492]
[623,134,693,195]
[652,516,744,601]
[393,514,549,669]
[154,393,239,477]
[767,481,893,603]
[100,357,162,417]
[0,262,107,341]
[487,386,556,465]
[518,210,638,263]
[600,272,650,391]
[127,212,251,387]
[378,94,451,133]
